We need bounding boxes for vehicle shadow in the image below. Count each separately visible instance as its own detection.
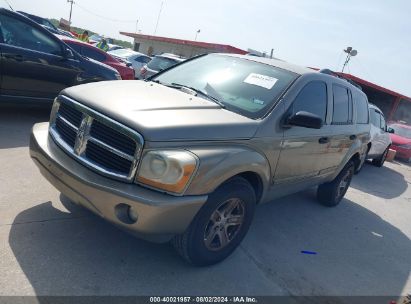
[350,162,408,199]
[0,106,50,149]
[8,189,411,297]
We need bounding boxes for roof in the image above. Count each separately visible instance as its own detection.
[227,54,315,75]
[120,32,248,55]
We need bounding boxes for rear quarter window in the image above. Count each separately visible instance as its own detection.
[332,84,352,124]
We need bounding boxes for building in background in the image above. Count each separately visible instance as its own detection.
[120,32,247,58]
[340,73,411,123]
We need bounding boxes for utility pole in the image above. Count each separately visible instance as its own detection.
[154,0,164,35]
[270,48,274,59]
[135,19,139,33]
[67,0,74,26]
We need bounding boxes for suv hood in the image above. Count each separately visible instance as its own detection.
[60,81,259,141]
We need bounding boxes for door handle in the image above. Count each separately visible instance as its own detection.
[349,135,357,140]
[319,137,329,144]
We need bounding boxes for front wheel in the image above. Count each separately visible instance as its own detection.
[372,147,389,167]
[317,160,355,207]
[172,177,256,266]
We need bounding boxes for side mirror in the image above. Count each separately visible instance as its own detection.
[387,127,395,134]
[62,47,74,59]
[287,111,323,129]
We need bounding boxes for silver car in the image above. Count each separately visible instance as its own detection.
[366,104,392,167]
[108,49,151,79]
[140,54,185,79]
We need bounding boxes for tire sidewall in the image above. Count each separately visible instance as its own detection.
[186,178,256,265]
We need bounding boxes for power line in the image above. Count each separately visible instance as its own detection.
[75,3,136,23]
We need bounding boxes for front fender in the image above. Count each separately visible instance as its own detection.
[185,146,271,197]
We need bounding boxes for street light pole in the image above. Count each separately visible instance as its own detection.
[342,46,358,73]
[195,29,201,41]
[153,0,164,35]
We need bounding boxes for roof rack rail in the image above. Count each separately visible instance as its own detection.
[319,68,362,90]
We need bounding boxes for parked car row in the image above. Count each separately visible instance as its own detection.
[0,8,121,105]
[139,53,186,79]
[58,35,135,80]
[108,48,151,78]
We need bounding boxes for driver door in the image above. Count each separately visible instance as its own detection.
[274,81,331,184]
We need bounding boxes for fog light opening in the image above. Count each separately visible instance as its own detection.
[114,203,138,224]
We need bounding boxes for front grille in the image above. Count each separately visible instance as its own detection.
[58,102,83,127]
[49,96,143,182]
[86,141,133,175]
[90,120,136,155]
[55,116,76,148]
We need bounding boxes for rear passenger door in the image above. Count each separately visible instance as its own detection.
[325,84,356,169]
[368,109,387,157]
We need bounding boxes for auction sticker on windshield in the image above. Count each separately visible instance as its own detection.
[244,73,278,89]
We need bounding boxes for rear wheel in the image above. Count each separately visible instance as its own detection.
[317,161,355,207]
[172,177,256,266]
[372,147,389,167]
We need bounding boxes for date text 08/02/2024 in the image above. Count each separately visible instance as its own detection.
[149,297,258,303]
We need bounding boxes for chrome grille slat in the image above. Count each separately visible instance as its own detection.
[49,96,144,182]
[56,114,79,131]
[88,137,135,161]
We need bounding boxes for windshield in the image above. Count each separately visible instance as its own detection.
[153,54,298,119]
[147,56,180,71]
[389,124,411,139]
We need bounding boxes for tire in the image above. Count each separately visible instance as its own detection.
[317,160,355,207]
[172,177,256,266]
[372,147,389,167]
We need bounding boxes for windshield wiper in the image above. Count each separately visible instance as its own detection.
[170,83,226,108]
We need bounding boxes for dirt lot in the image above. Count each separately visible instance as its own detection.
[0,107,410,299]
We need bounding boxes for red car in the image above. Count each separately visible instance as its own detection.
[58,36,135,80]
[388,122,411,162]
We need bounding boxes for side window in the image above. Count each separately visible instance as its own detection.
[380,114,386,131]
[66,42,82,54]
[0,14,61,55]
[332,85,352,124]
[81,47,106,62]
[355,93,369,124]
[292,81,327,120]
[370,109,380,127]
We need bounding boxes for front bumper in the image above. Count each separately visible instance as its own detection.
[29,122,208,242]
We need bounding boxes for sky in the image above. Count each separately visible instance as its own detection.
[2,0,410,97]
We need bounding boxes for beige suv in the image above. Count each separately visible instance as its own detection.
[30,54,371,265]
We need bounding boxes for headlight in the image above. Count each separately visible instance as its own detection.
[136,150,198,194]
